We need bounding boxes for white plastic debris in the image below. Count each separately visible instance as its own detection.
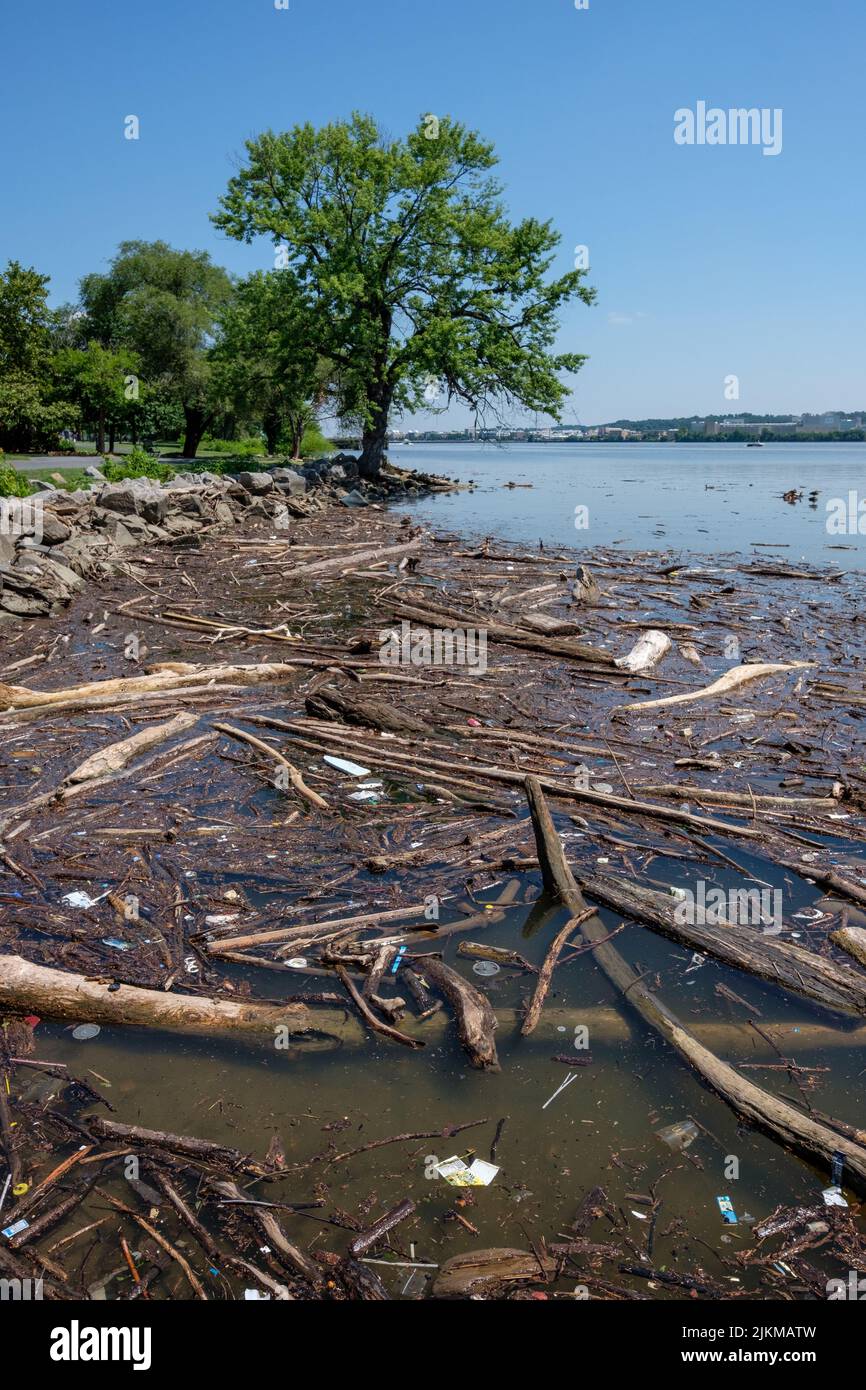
[433,1156,499,1187]
[72,1024,101,1041]
[323,755,372,777]
[62,891,99,910]
[822,1186,849,1208]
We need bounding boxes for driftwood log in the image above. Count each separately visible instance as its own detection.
[524,776,866,1190]
[418,956,499,1070]
[574,870,866,1017]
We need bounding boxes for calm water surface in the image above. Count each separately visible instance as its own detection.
[393,441,866,569]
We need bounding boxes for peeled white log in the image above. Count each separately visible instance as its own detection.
[614,629,672,673]
[0,661,298,712]
[65,712,199,784]
[619,661,814,712]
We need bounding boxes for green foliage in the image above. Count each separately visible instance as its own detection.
[79,242,234,455]
[299,423,331,456]
[102,447,175,482]
[210,270,326,456]
[53,341,140,444]
[213,113,593,472]
[0,466,33,497]
[0,261,77,451]
[199,434,266,457]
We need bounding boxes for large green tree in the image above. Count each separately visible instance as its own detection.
[213,113,593,476]
[211,271,325,457]
[54,342,140,454]
[79,241,234,457]
[0,261,74,451]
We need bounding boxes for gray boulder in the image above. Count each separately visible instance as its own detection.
[98,479,168,525]
[237,471,274,495]
[40,512,72,545]
[271,467,307,496]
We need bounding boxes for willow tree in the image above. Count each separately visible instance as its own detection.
[213,113,593,477]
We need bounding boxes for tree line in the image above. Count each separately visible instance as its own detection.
[0,113,592,476]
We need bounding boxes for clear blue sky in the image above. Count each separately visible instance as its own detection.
[1,0,863,426]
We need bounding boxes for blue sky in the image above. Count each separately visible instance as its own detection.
[1,0,863,426]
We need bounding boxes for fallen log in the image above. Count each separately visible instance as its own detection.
[86,1118,275,1179]
[574,870,866,1017]
[392,600,617,668]
[64,712,200,783]
[617,661,814,713]
[419,957,500,1070]
[521,910,594,1036]
[0,955,344,1043]
[524,777,866,1190]
[774,858,866,911]
[212,722,329,812]
[0,661,298,712]
[433,1247,555,1297]
[614,629,672,673]
[305,687,430,736]
[349,1199,417,1257]
[831,927,866,970]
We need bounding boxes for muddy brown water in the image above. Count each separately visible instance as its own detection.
[30,861,866,1299]
[3,510,865,1299]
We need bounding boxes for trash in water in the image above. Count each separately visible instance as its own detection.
[62,890,99,910]
[349,790,380,802]
[656,1119,699,1151]
[102,938,132,952]
[390,946,407,974]
[323,755,372,777]
[831,1151,845,1187]
[542,1071,579,1110]
[285,957,308,970]
[433,1156,499,1187]
[822,1186,849,1208]
[2,1218,29,1239]
[71,1024,101,1041]
[472,960,500,977]
[716,1195,738,1225]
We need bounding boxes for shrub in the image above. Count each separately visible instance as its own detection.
[200,435,266,457]
[0,466,34,498]
[300,424,332,457]
[102,448,175,483]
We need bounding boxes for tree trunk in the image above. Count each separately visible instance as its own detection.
[108,421,116,453]
[96,408,106,455]
[358,390,392,478]
[181,406,209,459]
[263,411,281,456]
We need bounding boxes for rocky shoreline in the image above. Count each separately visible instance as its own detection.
[0,455,458,621]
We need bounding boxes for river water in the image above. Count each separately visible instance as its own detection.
[393,441,866,569]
